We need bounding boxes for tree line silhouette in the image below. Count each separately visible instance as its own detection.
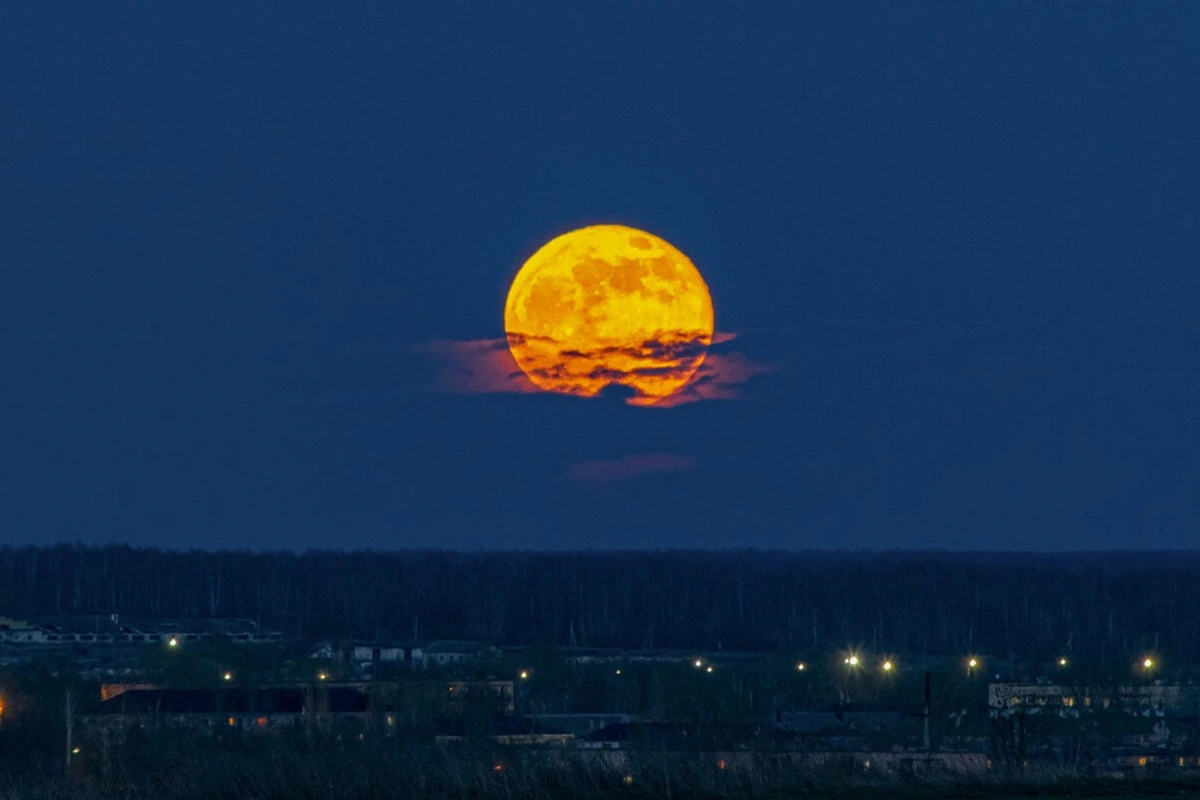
[1,545,1198,663]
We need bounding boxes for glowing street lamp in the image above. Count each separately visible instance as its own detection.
[1141,657,1155,671]
[843,654,859,667]
[519,670,530,680]
[222,672,232,682]
[967,657,979,679]
[694,659,704,669]
[705,665,714,674]
[167,637,179,648]
[796,662,806,672]
[1058,657,1068,667]
[882,660,894,672]
[317,672,328,681]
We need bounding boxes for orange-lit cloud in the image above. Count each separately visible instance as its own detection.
[416,332,773,407]
[651,348,777,407]
[567,452,697,485]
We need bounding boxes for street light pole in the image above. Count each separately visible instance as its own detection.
[923,671,932,774]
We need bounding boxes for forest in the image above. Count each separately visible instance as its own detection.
[1,545,1199,664]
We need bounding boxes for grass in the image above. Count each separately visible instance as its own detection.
[2,738,1199,799]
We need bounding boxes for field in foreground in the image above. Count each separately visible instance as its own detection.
[3,739,1200,800]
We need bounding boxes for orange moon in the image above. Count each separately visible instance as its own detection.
[504,225,714,406]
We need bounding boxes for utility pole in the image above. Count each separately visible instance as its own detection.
[923,671,932,775]
[64,686,76,774]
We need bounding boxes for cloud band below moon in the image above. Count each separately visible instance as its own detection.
[415,332,773,407]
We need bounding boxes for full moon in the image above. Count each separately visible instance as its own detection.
[504,225,714,406]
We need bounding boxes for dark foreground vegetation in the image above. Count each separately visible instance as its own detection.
[2,737,1199,800]
[3,545,1200,661]
[4,546,1200,797]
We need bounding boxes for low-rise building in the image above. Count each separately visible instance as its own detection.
[446,679,515,714]
[352,643,410,666]
[525,713,632,737]
[85,685,375,736]
[0,615,283,646]
[0,617,46,643]
[418,640,500,669]
[988,682,1200,717]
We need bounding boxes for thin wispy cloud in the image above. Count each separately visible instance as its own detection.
[567,452,697,484]
[414,338,540,396]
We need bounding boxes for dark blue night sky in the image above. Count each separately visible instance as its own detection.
[4,3,1198,550]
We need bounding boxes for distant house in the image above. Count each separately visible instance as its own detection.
[352,643,407,665]
[577,721,770,751]
[433,715,572,745]
[350,642,423,676]
[525,713,632,737]
[309,641,336,660]
[100,684,157,702]
[775,708,919,751]
[307,640,502,674]
[0,617,47,643]
[989,682,1200,717]
[446,680,516,714]
[84,685,376,735]
[417,641,500,669]
[2,615,282,646]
